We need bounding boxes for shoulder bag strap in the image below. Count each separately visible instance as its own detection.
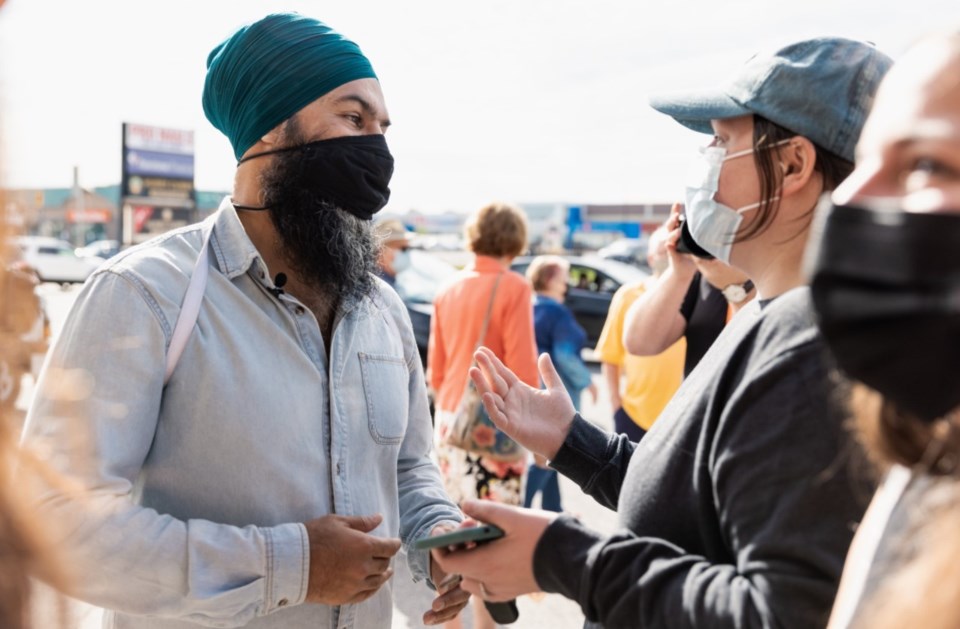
[164,223,213,385]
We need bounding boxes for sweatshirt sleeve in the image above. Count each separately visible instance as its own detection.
[535,343,866,628]
[549,414,635,511]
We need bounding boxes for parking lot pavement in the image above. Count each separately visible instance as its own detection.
[24,284,621,628]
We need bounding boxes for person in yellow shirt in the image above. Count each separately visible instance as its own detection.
[595,226,685,441]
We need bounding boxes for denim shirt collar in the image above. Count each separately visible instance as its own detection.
[205,196,267,281]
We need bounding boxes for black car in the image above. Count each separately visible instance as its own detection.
[393,249,459,368]
[510,255,650,347]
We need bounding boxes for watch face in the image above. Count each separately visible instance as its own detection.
[722,283,747,303]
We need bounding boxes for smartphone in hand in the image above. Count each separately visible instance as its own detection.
[416,524,520,624]
[414,524,504,551]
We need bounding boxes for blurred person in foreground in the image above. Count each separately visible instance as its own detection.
[623,202,756,378]
[523,255,597,512]
[0,0,64,621]
[428,201,538,629]
[594,224,685,442]
[19,13,468,629]
[373,217,413,289]
[435,37,892,628]
[0,161,63,629]
[807,29,960,629]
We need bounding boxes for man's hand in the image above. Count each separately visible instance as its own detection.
[471,348,577,461]
[304,513,401,605]
[432,500,557,602]
[423,525,471,625]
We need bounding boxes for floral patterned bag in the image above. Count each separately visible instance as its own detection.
[441,273,526,463]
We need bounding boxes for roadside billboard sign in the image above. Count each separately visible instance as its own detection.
[121,123,197,244]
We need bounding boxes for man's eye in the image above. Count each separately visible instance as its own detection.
[346,114,363,127]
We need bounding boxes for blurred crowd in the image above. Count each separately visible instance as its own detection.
[2,7,960,629]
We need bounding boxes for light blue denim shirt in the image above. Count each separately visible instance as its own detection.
[21,199,461,629]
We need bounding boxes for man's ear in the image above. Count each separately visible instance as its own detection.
[259,120,286,147]
[779,136,818,197]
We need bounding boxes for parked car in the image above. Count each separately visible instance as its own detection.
[392,249,459,368]
[0,260,51,408]
[510,255,650,347]
[76,239,122,261]
[597,237,651,270]
[13,236,105,284]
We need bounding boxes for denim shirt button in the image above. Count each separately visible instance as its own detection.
[295,306,305,316]
[336,462,342,475]
[278,598,288,607]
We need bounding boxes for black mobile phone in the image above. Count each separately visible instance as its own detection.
[486,599,520,624]
[675,214,715,259]
[414,524,504,551]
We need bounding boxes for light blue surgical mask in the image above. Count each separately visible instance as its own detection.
[684,140,788,263]
[392,249,411,274]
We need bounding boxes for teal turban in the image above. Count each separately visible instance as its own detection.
[203,13,378,161]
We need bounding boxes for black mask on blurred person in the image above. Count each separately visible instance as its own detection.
[239,134,394,221]
[808,200,960,422]
[255,132,382,305]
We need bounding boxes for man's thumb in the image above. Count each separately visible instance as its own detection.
[461,499,509,528]
[343,513,383,533]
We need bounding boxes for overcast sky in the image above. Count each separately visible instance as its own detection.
[0,0,955,213]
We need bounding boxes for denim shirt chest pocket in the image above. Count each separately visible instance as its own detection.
[358,352,410,444]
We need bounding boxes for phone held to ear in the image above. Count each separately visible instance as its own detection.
[416,523,520,624]
[675,214,715,259]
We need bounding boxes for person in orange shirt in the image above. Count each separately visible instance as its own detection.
[427,201,538,629]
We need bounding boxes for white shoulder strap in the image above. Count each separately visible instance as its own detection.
[164,224,213,385]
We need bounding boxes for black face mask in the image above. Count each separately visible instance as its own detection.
[237,134,394,220]
[808,200,960,422]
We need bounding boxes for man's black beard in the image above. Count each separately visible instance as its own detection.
[258,140,379,306]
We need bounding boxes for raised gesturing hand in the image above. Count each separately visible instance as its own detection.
[470,347,576,461]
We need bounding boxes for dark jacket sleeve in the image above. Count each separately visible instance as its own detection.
[534,344,870,628]
[549,414,635,511]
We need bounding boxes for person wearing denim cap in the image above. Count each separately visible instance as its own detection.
[20,12,469,629]
[433,37,892,628]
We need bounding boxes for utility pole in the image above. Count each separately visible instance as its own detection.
[72,165,85,246]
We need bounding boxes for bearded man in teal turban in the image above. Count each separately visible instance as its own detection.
[20,13,469,629]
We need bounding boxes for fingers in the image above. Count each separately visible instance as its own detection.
[461,499,511,528]
[475,350,512,398]
[369,535,402,558]
[365,557,391,575]
[343,568,394,605]
[362,568,394,588]
[537,353,565,392]
[423,584,471,625]
[460,577,511,602]
[342,513,383,533]
[475,347,519,389]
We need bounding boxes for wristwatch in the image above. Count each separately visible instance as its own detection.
[721,279,755,304]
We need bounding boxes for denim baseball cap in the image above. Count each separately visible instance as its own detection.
[649,37,893,162]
